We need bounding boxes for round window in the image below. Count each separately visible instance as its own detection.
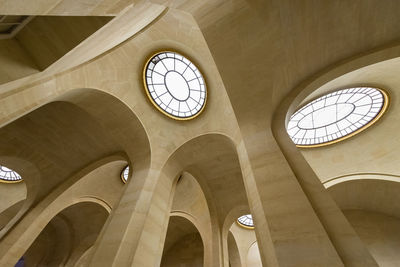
[143,51,207,120]
[287,87,388,147]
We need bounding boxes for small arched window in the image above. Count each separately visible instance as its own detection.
[237,214,254,229]
[0,165,23,183]
[120,165,129,183]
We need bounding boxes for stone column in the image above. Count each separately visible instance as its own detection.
[237,130,345,267]
[88,160,176,267]
[271,114,378,267]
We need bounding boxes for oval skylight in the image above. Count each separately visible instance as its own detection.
[143,51,207,120]
[0,165,22,183]
[237,214,254,229]
[120,165,129,183]
[287,87,388,147]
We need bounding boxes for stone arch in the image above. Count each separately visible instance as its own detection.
[227,231,241,267]
[169,211,206,244]
[163,132,246,220]
[0,88,151,240]
[124,133,248,267]
[23,200,110,267]
[324,173,400,188]
[0,156,40,237]
[0,156,127,266]
[160,133,248,267]
[160,215,205,267]
[272,44,400,131]
[169,172,213,266]
[327,178,400,266]
[269,45,400,267]
[222,205,250,267]
[327,178,400,220]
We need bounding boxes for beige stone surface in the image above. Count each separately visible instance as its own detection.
[344,210,400,267]
[0,0,400,266]
[328,179,400,266]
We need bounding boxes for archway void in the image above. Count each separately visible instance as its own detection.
[228,231,241,267]
[0,88,150,238]
[161,216,204,267]
[21,201,109,266]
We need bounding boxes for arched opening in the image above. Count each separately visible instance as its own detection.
[166,133,247,227]
[223,207,262,267]
[227,231,241,267]
[271,44,400,267]
[328,179,400,266]
[0,157,126,266]
[161,216,204,267]
[128,133,248,266]
[163,133,249,266]
[22,201,109,266]
[161,171,212,266]
[0,88,150,239]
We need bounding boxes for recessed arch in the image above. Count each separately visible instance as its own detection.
[272,44,400,132]
[0,156,40,238]
[272,44,400,154]
[222,205,251,242]
[0,157,126,266]
[227,231,241,267]
[269,43,400,267]
[327,178,400,266]
[0,88,151,240]
[164,133,247,223]
[161,215,204,267]
[327,178,400,219]
[324,173,400,188]
[23,201,110,267]
[154,133,249,267]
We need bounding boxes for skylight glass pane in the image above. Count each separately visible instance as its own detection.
[0,165,22,183]
[121,165,129,183]
[287,87,388,147]
[144,51,207,120]
[237,214,254,228]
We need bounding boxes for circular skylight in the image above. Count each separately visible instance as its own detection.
[237,214,254,229]
[287,87,388,147]
[143,51,207,120]
[120,166,129,183]
[0,165,22,183]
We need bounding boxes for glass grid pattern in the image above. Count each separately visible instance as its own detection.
[287,87,385,146]
[144,52,206,119]
[0,165,22,182]
[237,214,254,228]
[121,166,129,183]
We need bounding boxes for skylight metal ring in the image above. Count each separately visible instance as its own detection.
[288,87,389,148]
[143,50,207,121]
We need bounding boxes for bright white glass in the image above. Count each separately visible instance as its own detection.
[287,87,385,146]
[0,165,22,182]
[145,52,206,119]
[238,214,254,227]
[121,166,129,183]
